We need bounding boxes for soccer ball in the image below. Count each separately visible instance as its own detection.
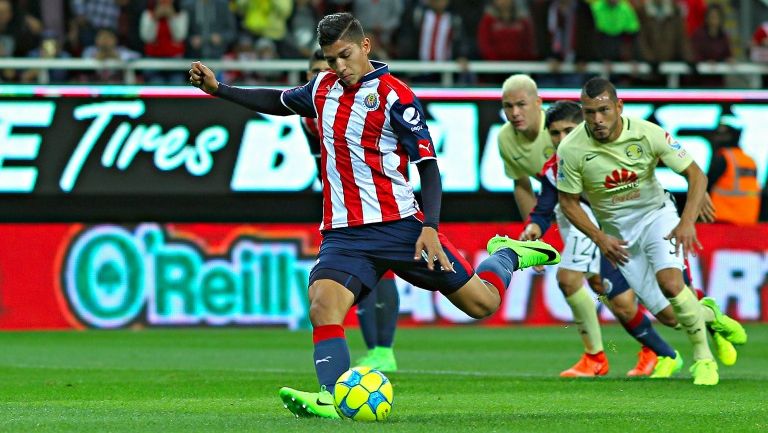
[333,366,393,421]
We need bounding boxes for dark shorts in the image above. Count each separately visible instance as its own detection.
[309,216,475,302]
[601,256,631,300]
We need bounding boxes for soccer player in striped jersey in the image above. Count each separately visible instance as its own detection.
[302,48,401,373]
[189,12,560,419]
[557,78,747,385]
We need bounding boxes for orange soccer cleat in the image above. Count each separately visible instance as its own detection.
[560,352,609,377]
[626,346,658,377]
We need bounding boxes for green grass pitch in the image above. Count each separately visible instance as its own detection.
[1,325,766,433]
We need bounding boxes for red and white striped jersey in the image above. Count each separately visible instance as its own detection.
[419,9,454,61]
[281,61,437,231]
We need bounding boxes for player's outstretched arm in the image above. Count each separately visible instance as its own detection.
[559,191,628,267]
[188,61,294,116]
[699,192,716,223]
[521,174,558,240]
[413,159,453,273]
[664,162,707,259]
[513,175,536,220]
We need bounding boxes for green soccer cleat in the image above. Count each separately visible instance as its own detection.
[650,350,683,378]
[690,359,719,386]
[279,386,340,419]
[700,297,747,345]
[711,331,737,367]
[355,347,398,372]
[487,235,561,269]
[355,349,377,368]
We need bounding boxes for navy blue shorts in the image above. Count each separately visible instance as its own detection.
[600,256,631,300]
[309,216,475,301]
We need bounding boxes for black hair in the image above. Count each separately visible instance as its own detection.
[317,13,365,47]
[581,77,618,101]
[308,48,325,68]
[545,100,583,128]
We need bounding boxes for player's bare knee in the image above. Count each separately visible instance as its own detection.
[556,269,584,296]
[308,298,335,326]
[611,303,634,323]
[586,275,605,295]
[608,292,635,322]
[465,286,500,319]
[657,279,684,298]
[308,280,352,326]
[465,300,497,319]
[656,307,678,328]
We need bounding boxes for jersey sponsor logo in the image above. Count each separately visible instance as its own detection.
[604,168,639,192]
[363,93,380,111]
[664,131,682,150]
[611,189,641,204]
[403,106,421,125]
[625,143,644,160]
[417,139,434,158]
[585,154,598,162]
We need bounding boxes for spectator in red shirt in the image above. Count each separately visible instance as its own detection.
[677,0,706,36]
[751,20,768,63]
[689,4,731,87]
[477,0,536,62]
[691,4,731,62]
[140,0,189,83]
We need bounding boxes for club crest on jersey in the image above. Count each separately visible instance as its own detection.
[363,93,380,111]
[625,143,644,160]
[544,145,555,159]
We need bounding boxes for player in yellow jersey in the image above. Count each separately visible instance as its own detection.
[499,77,622,377]
[557,78,747,386]
[498,74,555,218]
[523,101,686,378]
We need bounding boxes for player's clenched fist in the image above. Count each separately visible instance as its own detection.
[188,61,218,95]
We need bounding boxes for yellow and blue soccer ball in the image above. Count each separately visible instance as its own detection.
[333,366,393,421]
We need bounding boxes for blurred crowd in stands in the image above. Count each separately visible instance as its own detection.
[1,0,768,86]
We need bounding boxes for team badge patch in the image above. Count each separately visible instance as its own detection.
[544,146,555,159]
[625,143,643,160]
[363,93,380,111]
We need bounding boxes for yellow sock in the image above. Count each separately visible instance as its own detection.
[669,287,713,361]
[565,287,603,354]
[688,285,715,322]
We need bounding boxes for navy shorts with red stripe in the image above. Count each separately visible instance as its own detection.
[309,216,474,300]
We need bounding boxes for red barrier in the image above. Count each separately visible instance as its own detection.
[0,223,765,330]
